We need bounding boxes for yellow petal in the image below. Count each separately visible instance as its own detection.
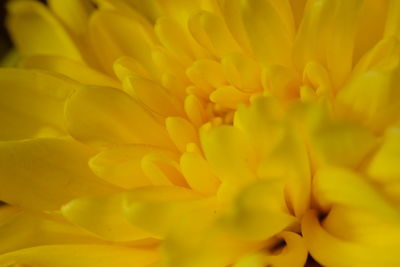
[156,0,203,28]
[220,0,252,54]
[302,61,332,97]
[114,56,152,81]
[121,0,162,22]
[352,37,400,76]
[309,112,376,168]
[0,138,117,211]
[89,145,173,189]
[123,186,209,238]
[384,0,400,38]
[234,96,285,157]
[162,219,261,267]
[161,73,189,101]
[222,180,296,241]
[0,69,73,141]
[186,59,227,96]
[62,194,150,242]
[64,85,172,148]
[184,94,207,127]
[0,244,158,267]
[22,55,120,88]
[152,47,188,81]
[234,232,307,267]
[257,129,311,217]
[180,151,220,195]
[264,232,308,267]
[124,75,183,117]
[6,0,82,60]
[262,65,301,100]
[48,0,94,35]
[294,0,334,70]
[210,86,249,110]
[160,190,260,267]
[290,0,307,28]
[335,68,400,131]
[302,211,400,267]
[155,0,215,59]
[0,206,102,254]
[89,10,157,75]
[221,53,262,93]
[241,0,293,67]
[166,117,199,152]
[141,153,187,187]
[353,0,389,62]
[324,0,363,87]
[313,167,399,219]
[155,17,195,66]
[294,0,363,88]
[367,126,400,182]
[188,10,241,57]
[201,125,256,184]
[322,205,400,246]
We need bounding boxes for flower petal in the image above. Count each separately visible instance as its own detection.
[234,96,285,157]
[0,206,102,254]
[120,0,162,22]
[188,10,241,57]
[308,111,377,168]
[123,186,211,238]
[155,17,196,66]
[124,75,183,117]
[166,116,199,152]
[141,153,187,187]
[6,0,82,60]
[0,69,73,141]
[220,0,252,54]
[62,194,150,242]
[353,0,389,62]
[241,0,293,67]
[352,37,400,76]
[335,68,400,131]
[22,55,120,88]
[64,85,173,148]
[0,244,158,267]
[201,125,256,185]
[324,0,363,87]
[313,167,399,219]
[367,127,400,182]
[210,86,250,109]
[295,0,363,87]
[221,53,262,93]
[186,59,227,96]
[222,180,297,241]
[302,211,400,267]
[47,0,94,35]
[257,130,311,218]
[89,145,174,189]
[180,151,220,195]
[184,94,207,127]
[322,205,400,246]
[89,10,157,75]
[384,0,400,38]
[234,232,307,267]
[0,138,117,211]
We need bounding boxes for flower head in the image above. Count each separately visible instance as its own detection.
[0,0,400,266]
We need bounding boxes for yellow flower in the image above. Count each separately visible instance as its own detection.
[0,0,400,266]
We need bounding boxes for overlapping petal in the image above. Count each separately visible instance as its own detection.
[1,0,400,266]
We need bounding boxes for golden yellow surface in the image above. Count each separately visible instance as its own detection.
[0,0,399,266]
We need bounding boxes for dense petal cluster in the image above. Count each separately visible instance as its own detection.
[1,0,400,266]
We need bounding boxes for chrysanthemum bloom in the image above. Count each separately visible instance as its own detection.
[0,0,400,266]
